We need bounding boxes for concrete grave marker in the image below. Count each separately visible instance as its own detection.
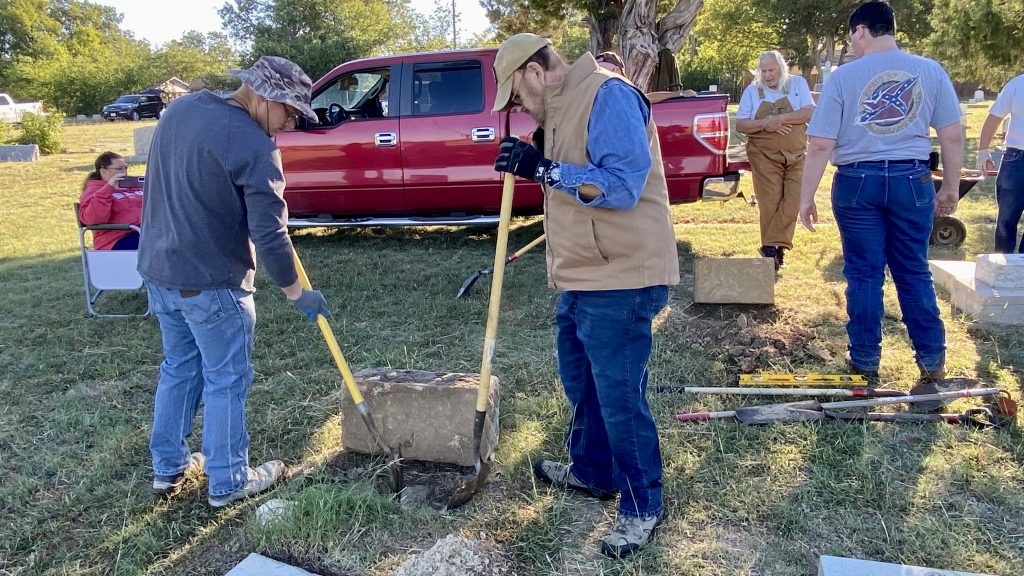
[0,144,39,162]
[225,553,315,576]
[818,554,992,576]
[341,369,499,467]
[694,257,775,305]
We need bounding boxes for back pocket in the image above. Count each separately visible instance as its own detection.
[831,171,865,207]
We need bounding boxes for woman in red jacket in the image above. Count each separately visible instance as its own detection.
[78,152,144,250]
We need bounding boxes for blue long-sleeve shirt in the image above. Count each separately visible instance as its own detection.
[551,79,652,210]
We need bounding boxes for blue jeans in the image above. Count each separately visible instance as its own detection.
[146,282,256,496]
[831,160,945,373]
[555,286,668,518]
[995,147,1024,253]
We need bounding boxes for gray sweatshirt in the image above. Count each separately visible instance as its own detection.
[138,90,297,292]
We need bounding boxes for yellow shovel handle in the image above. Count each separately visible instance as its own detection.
[476,173,516,411]
[292,249,366,406]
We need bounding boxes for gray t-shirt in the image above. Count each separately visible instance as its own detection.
[138,90,297,292]
[807,49,961,166]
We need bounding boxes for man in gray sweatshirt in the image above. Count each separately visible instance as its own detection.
[139,56,329,507]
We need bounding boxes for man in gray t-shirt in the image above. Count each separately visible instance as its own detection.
[797,1,962,394]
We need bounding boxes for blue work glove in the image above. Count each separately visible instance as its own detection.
[494,136,552,183]
[290,289,330,323]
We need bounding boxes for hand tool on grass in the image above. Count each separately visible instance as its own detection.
[739,373,869,387]
[677,386,905,397]
[825,407,997,428]
[456,234,545,299]
[447,172,515,509]
[674,387,1002,424]
[292,249,404,496]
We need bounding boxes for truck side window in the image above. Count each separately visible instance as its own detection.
[311,68,390,125]
[412,61,483,116]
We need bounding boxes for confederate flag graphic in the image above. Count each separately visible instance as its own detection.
[858,75,919,125]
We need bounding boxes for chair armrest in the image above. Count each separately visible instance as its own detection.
[84,223,136,231]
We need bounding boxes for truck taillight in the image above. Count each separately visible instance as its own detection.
[693,112,729,154]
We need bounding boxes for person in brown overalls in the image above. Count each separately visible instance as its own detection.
[736,50,816,269]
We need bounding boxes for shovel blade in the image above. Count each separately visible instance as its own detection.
[455,270,484,299]
[445,459,491,509]
[734,400,823,424]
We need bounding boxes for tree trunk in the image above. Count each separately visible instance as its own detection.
[583,13,617,55]
[620,0,702,92]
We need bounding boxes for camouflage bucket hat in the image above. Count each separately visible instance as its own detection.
[229,56,318,121]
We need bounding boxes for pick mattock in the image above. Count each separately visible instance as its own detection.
[447,171,516,509]
[292,248,404,496]
[456,234,545,299]
[675,387,1002,424]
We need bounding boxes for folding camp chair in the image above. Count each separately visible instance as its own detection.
[74,203,150,317]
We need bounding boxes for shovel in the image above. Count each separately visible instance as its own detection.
[825,407,997,428]
[292,249,404,496]
[455,234,545,299]
[675,387,1002,424]
[446,172,516,509]
[673,386,904,397]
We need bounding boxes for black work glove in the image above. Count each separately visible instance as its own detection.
[494,136,552,183]
[290,288,330,323]
[531,127,545,154]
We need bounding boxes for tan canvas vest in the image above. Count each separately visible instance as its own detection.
[746,82,808,154]
[541,53,680,290]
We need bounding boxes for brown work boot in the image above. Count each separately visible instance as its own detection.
[844,352,880,387]
[909,367,947,412]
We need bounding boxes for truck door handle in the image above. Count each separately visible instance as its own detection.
[471,127,495,142]
[374,132,397,147]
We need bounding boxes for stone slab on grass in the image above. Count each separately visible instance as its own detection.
[341,369,499,467]
[225,553,315,576]
[976,253,1024,289]
[930,259,1024,326]
[133,125,156,156]
[817,555,992,576]
[693,257,774,305]
[0,144,39,162]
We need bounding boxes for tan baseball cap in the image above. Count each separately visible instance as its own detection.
[491,33,552,113]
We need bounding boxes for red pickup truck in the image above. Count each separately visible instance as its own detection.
[276,49,747,227]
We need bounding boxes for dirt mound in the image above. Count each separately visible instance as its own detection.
[392,534,512,576]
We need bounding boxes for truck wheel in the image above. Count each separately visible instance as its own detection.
[130,110,140,121]
[930,216,967,248]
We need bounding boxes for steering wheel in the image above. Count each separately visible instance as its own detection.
[327,103,348,124]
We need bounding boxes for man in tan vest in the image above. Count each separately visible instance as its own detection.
[491,33,680,558]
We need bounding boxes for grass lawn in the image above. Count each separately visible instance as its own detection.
[0,106,1021,576]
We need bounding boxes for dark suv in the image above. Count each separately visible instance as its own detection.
[102,94,165,121]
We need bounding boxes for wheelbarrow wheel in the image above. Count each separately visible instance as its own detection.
[930,216,967,248]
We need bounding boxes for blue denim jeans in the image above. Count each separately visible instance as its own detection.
[995,147,1024,253]
[831,160,945,373]
[146,282,256,496]
[555,286,668,518]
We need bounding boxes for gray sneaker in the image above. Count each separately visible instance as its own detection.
[151,452,205,496]
[207,460,286,508]
[533,460,615,501]
[600,513,662,558]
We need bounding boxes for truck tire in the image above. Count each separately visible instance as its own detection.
[130,110,140,121]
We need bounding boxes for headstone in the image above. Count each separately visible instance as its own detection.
[818,554,992,576]
[693,257,775,304]
[91,114,103,121]
[76,114,88,122]
[225,553,315,576]
[930,258,1024,326]
[133,125,156,156]
[0,144,39,162]
[974,89,985,102]
[709,84,718,92]
[341,369,499,466]
[975,253,1024,289]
